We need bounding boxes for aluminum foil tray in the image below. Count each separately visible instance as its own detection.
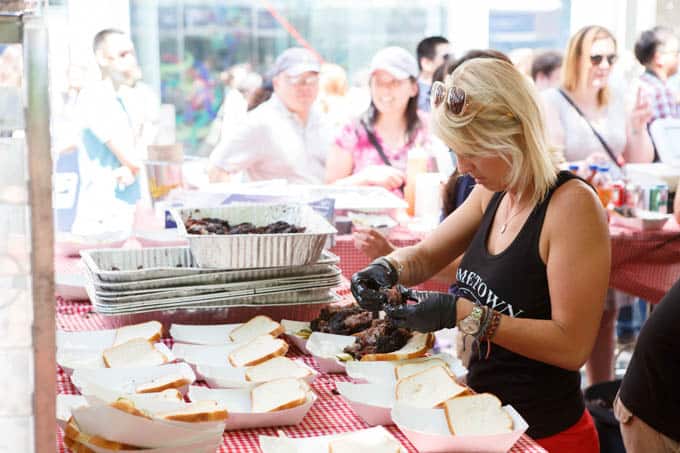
[89,268,342,297]
[90,274,343,303]
[81,246,339,283]
[96,297,340,329]
[171,204,337,269]
[87,261,340,293]
[88,285,338,314]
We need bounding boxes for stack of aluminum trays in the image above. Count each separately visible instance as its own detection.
[81,246,342,317]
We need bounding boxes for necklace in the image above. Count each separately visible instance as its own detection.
[500,197,524,235]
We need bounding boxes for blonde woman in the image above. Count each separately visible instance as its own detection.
[543,25,654,167]
[542,25,654,387]
[350,58,607,452]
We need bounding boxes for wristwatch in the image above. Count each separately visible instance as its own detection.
[458,304,485,336]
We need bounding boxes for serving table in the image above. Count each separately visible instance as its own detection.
[55,296,546,453]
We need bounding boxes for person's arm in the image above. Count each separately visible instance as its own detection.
[623,87,655,163]
[207,164,233,183]
[104,139,140,175]
[457,180,610,370]
[324,144,354,184]
[387,184,489,285]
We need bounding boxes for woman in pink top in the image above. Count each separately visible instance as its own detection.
[325,47,429,193]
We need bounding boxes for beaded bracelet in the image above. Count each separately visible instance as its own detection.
[482,310,502,359]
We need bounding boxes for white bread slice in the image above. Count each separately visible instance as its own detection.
[229,315,284,343]
[64,417,141,451]
[394,357,448,380]
[228,334,289,368]
[245,356,312,382]
[360,332,434,362]
[135,373,191,394]
[444,393,514,435]
[102,338,168,368]
[251,378,309,413]
[395,365,467,408]
[109,398,153,419]
[328,430,401,453]
[113,321,163,346]
[157,400,228,422]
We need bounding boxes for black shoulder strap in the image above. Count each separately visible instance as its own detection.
[361,120,393,167]
[558,89,623,169]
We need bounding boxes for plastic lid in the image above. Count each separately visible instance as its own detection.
[598,166,610,172]
[588,164,599,170]
[568,164,579,171]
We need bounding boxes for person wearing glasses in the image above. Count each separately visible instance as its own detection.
[325,46,427,192]
[542,25,654,168]
[635,26,680,123]
[208,47,332,184]
[541,25,654,388]
[350,58,606,452]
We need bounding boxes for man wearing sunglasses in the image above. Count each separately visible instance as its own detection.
[635,26,680,123]
[209,47,332,184]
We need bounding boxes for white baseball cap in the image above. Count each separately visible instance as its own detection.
[271,47,321,77]
[369,46,419,80]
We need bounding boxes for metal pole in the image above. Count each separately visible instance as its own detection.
[23,14,55,453]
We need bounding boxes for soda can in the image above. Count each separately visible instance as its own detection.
[611,182,625,207]
[624,183,640,209]
[657,184,669,214]
[649,186,661,212]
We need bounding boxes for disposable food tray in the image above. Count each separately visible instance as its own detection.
[81,246,339,285]
[171,204,337,269]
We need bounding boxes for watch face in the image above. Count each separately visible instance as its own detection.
[459,305,483,335]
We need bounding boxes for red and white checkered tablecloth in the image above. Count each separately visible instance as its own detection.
[609,219,680,303]
[55,298,546,453]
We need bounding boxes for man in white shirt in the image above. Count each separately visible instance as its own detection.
[73,29,152,233]
[77,30,144,203]
[208,47,332,184]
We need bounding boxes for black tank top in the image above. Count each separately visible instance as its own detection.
[456,171,585,439]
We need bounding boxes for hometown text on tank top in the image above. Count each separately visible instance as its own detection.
[455,171,585,439]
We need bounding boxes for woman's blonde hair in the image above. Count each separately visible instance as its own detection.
[431,58,560,206]
[562,25,617,107]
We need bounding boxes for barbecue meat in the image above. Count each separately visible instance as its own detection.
[183,218,306,235]
[383,285,409,306]
[310,305,374,336]
[343,319,412,360]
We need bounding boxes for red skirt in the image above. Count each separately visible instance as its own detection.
[535,410,600,453]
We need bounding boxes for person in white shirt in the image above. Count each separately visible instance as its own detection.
[208,47,332,184]
[78,29,141,205]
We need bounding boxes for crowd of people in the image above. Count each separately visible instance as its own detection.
[48,24,680,453]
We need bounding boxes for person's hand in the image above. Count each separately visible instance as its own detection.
[113,166,135,188]
[385,290,458,332]
[353,227,395,260]
[630,86,652,133]
[356,165,406,191]
[350,257,399,311]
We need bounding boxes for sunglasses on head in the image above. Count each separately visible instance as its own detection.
[590,54,617,66]
[431,81,468,115]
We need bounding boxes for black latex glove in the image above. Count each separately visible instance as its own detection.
[350,257,399,311]
[385,290,458,332]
